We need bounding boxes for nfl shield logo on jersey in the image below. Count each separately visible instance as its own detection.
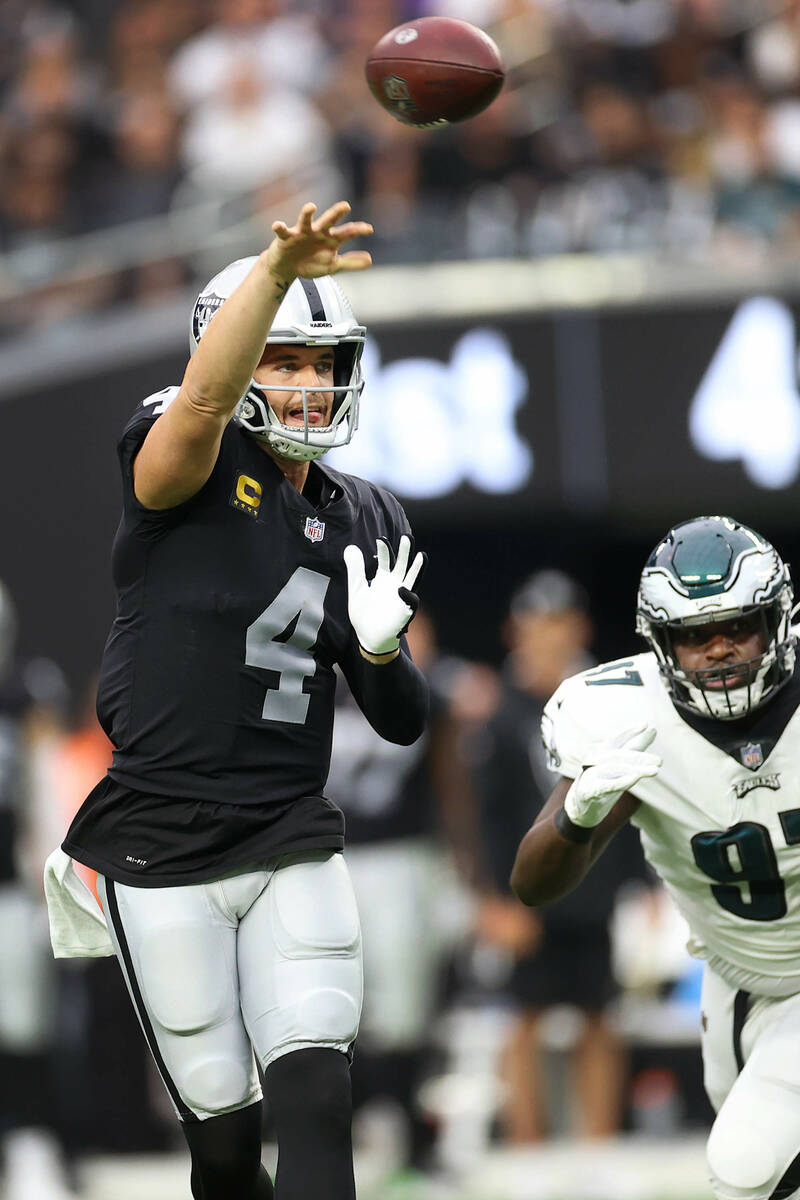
[740,742,764,770]
[304,517,325,543]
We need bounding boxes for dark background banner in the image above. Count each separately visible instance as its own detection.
[2,297,796,696]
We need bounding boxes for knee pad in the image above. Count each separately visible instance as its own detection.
[296,984,360,1046]
[708,1115,777,1200]
[137,922,234,1035]
[180,1056,255,1115]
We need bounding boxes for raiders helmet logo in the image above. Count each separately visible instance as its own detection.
[192,292,225,344]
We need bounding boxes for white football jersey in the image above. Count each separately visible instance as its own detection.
[543,651,800,998]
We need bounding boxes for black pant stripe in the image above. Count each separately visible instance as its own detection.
[299,278,325,322]
[732,988,750,1074]
[104,880,198,1124]
[770,1148,800,1200]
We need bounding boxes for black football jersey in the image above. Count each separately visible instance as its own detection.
[63,388,418,886]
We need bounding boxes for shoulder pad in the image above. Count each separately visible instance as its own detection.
[119,387,181,455]
[140,386,180,416]
[542,653,657,778]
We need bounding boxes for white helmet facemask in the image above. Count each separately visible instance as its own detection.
[190,259,366,462]
[636,516,796,721]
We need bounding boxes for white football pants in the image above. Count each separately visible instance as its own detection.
[702,966,800,1200]
[97,850,363,1122]
[345,839,445,1051]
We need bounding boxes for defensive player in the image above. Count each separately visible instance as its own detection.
[45,201,429,1200]
[512,515,800,1200]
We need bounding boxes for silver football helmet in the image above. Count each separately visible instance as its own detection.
[190,258,366,462]
[636,516,795,720]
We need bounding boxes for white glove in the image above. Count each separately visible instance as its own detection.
[343,535,426,655]
[564,724,661,829]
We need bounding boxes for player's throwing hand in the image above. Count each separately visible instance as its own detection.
[267,200,373,281]
[344,535,426,656]
[564,724,661,829]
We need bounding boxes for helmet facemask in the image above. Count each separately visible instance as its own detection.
[237,338,364,463]
[641,595,795,720]
[636,516,797,721]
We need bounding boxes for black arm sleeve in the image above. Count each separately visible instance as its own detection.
[341,639,429,746]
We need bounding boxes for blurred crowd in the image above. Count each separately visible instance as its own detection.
[0,567,706,1197]
[3,0,800,333]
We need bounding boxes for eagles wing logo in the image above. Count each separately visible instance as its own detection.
[733,773,781,798]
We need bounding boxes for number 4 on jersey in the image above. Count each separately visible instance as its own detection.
[245,568,330,725]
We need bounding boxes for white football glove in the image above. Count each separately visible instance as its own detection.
[343,535,426,655]
[564,724,661,829]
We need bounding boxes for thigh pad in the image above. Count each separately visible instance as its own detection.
[137,920,235,1035]
[271,853,360,959]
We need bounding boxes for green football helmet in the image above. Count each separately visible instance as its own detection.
[636,516,795,719]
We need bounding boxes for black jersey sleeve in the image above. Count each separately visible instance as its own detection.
[340,637,429,746]
[338,483,429,743]
[118,387,214,541]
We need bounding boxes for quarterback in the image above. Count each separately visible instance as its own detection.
[44,201,428,1200]
[512,515,800,1200]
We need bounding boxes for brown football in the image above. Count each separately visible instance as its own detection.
[365,16,505,129]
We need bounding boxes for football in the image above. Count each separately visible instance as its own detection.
[365,17,505,129]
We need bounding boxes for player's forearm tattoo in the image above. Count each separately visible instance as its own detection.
[273,278,291,302]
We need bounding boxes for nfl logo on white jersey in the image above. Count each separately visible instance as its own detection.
[304,517,325,543]
[740,742,764,770]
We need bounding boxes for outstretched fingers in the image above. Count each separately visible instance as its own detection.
[329,221,374,242]
[316,200,352,231]
[343,544,367,590]
[271,202,318,240]
[403,551,425,590]
[299,202,317,232]
[393,535,411,578]
[270,200,372,276]
[332,250,373,272]
[376,539,392,573]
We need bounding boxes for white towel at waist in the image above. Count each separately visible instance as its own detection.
[43,848,114,959]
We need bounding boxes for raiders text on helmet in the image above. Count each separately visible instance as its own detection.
[636,516,795,719]
[190,258,366,462]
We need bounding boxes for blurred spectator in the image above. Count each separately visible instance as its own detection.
[177,59,338,202]
[89,88,181,228]
[472,569,647,1142]
[3,0,800,321]
[0,581,77,1199]
[47,684,172,1158]
[0,118,81,250]
[168,0,329,107]
[326,611,478,1174]
[106,0,198,99]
